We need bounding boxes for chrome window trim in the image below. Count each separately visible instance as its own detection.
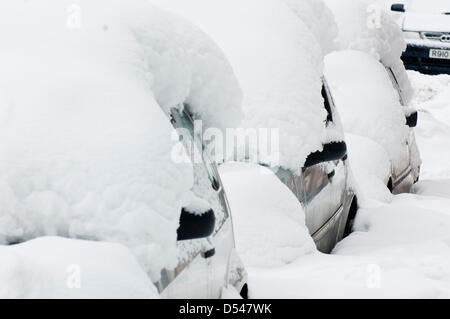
[311,205,344,242]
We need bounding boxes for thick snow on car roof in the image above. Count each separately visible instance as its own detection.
[324,50,410,172]
[283,0,339,55]
[151,0,332,172]
[324,0,404,66]
[324,0,414,102]
[400,0,450,13]
[0,0,242,281]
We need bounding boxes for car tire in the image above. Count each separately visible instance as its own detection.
[387,178,394,193]
[240,284,249,299]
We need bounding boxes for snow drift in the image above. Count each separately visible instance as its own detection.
[219,163,316,267]
[0,237,158,299]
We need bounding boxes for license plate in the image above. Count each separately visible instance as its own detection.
[429,49,450,59]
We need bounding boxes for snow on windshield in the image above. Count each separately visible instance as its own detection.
[0,0,242,281]
[403,0,450,14]
[151,0,336,172]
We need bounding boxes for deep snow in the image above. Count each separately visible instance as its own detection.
[219,162,315,268]
[0,237,158,299]
[244,72,450,299]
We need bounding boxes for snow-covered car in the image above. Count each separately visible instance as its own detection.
[325,50,421,194]
[0,0,246,299]
[390,0,450,74]
[152,0,357,255]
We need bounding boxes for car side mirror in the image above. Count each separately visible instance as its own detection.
[304,142,347,168]
[391,4,405,12]
[406,111,418,128]
[177,208,215,241]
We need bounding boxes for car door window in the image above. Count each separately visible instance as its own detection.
[297,164,329,203]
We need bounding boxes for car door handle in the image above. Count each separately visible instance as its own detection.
[327,170,335,180]
[201,248,216,259]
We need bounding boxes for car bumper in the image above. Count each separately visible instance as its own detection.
[402,42,450,75]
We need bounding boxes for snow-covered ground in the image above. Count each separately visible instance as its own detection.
[244,71,450,299]
[0,237,158,299]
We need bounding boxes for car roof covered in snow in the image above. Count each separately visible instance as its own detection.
[0,0,242,281]
[324,50,410,170]
[401,0,450,13]
[324,0,414,103]
[282,0,339,55]
[151,0,340,172]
